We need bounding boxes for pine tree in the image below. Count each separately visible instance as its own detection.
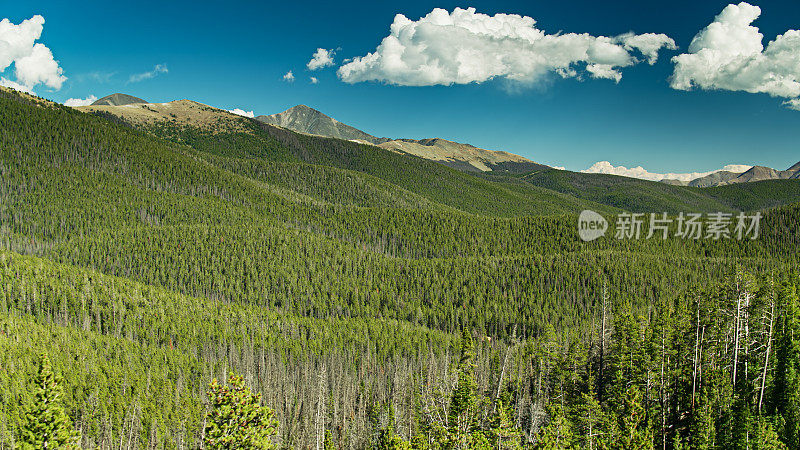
[772,277,800,447]
[610,385,652,450]
[532,404,575,450]
[376,404,410,450]
[487,398,522,449]
[574,374,606,450]
[753,417,788,450]
[18,354,80,449]
[689,392,715,450]
[448,328,481,446]
[204,373,278,449]
[324,430,336,450]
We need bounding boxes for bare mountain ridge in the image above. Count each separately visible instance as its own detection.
[378,137,549,173]
[731,165,796,184]
[72,97,547,173]
[661,161,800,187]
[256,105,391,145]
[67,94,796,181]
[688,170,743,187]
[91,93,147,106]
[258,105,548,173]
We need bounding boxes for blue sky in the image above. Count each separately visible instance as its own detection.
[2,0,799,177]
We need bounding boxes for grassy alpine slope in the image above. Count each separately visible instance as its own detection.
[2,86,800,448]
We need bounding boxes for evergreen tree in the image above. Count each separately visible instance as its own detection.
[610,385,652,450]
[18,354,80,449]
[753,417,788,450]
[448,329,481,444]
[204,373,278,449]
[772,278,800,447]
[324,430,337,450]
[487,398,522,449]
[689,392,716,450]
[532,404,575,450]
[376,404,410,450]
[574,375,606,450]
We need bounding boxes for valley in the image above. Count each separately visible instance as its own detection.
[2,85,799,448]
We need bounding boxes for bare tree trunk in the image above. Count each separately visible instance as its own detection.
[494,328,517,414]
[660,324,667,450]
[733,278,742,389]
[698,326,705,395]
[598,282,609,402]
[692,298,701,409]
[759,291,776,413]
[315,365,326,450]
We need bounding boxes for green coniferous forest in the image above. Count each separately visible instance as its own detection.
[1,87,800,448]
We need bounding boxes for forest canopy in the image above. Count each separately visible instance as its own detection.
[0,87,798,448]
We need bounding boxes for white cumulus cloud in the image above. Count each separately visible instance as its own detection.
[64,95,97,106]
[310,76,318,84]
[337,7,676,86]
[0,77,32,93]
[228,108,255,118]
[307,48,335,70]
[581,161,752,182]
[0,15,66,92]
[283,71,295,82]
[129,64,168,83]
[784,98,800,111]
[671,2,800,109]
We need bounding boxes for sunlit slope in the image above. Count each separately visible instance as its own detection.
[73,98,623,216]
[76,95,800,216]
[0,249,454,447]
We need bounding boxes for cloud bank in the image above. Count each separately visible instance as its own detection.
[671,2,800,109]
[337,7,676,86]
[0,15,66,92]
[283,71,294,82]
[307,48,335,70]
[228,108,255,118]
[581,161,753,182]
[64,95,97,106]
[129,64,168,83]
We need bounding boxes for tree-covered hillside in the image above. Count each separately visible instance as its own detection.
[1,86,799,448]
[92,97,800,218]
[520,169,800,214]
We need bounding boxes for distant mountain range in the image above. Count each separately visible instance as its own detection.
[376,138,548,173]
[75,93,798,182]
[91,93,147,106]
[21,87,788,214]
[257,105,548,173]
[78,98,250,132]
[256,105,391,145]
[663,162,800,187]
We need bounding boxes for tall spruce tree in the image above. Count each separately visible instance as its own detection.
[18,354,80,449]
[612,384,653,450]
[448,329,479,434]
[487,398,522,449]
[532,404,575,450]
[204,373,278,449]
[771,277,800,447]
